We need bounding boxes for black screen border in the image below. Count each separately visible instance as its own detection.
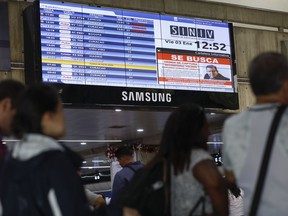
[24,0,239,110]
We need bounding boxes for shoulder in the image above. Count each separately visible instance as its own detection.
[42,150,69,163]
[222,111,249,148]
[223,111,249,135]
[224,110,247,125]
[130,161,143,169]
[115,168,127,179]
[38,151,75,175]
[193,158,223,188]
[190,149,213,168]
[30,150,67,165]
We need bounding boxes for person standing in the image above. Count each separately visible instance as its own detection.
[0,79,25,163]
[110,146,143,204]
[222,52,288,215]
[0,79,25,215]
[160,104,228,216]
[0,84,94,216]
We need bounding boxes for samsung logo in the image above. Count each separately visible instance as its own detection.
[122,91,172,103]
[170,25,214,39]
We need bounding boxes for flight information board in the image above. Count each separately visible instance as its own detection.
[40,0,235,93]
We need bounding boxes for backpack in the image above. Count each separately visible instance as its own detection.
[119,158,170,216]
[0,152,50,216]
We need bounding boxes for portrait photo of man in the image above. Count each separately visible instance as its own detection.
[204,65,230,80]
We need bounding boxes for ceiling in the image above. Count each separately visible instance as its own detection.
[61,107,233,157]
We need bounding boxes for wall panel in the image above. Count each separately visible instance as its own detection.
[238,83,255,111]
[234,28,284,78]
[9,2,30,64]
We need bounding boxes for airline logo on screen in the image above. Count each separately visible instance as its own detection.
[170,26,214,39]
[122,91,172,103]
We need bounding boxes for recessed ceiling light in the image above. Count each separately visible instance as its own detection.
[115,109,122,112]
[80,142,87,145]
[2,142,6,145]
[137,128,144,132]
[210,113,216,115]
[82,161,87,164]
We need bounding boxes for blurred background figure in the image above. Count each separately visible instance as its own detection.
[110,146,143,204]
[0,79,25,163]
[0,79,25,215]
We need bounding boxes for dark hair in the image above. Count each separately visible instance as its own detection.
[12,84,60,138]
[156,103,208,175]
[115,146,133,158]
[249,52,288,96]
[0,79,25,108]
[206,65,218,71]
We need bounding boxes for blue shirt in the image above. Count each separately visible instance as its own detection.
[111,161,143,203]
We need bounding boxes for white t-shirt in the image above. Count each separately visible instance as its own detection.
[223,103,288,216]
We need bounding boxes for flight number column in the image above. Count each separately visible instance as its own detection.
[40,5,85,84]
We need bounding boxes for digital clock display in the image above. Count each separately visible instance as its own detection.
[195,42,227,51]
[39,0,235,93]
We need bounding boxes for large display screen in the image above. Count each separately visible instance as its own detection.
[39,0,236,93]
[0,2,11,71]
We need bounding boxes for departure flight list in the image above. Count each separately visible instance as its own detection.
[40,0,235,93]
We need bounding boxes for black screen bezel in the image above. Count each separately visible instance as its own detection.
[24,0,239,110]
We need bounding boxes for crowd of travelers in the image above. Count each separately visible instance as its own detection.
[0,51,287,216]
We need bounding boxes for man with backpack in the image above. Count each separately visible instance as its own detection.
[110,146,143,204]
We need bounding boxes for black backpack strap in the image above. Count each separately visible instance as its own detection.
[162,158,170,216]
[249,104,287,216]
[188,195,206,216]
[125,164,137,173]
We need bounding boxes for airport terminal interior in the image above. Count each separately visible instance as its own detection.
[1,0,288,202]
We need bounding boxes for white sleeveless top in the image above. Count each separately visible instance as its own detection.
[171,149,213,216]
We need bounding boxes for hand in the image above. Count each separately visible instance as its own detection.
[123,207,142,216]
[93,196,106,209]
